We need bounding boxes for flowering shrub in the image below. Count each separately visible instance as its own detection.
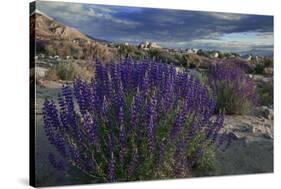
[209,62,257,114]
[223,58,254,74]
[42,59,225,183]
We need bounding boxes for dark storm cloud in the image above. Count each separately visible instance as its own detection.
[36,1,273,54]
[109,8,273,41]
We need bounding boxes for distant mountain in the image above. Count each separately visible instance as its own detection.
[31,9,53,21]
[239,48,273,57]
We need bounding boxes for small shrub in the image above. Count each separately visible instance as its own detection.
[254,63,265,74]
[194,71,208,86]
[221,58,254,74]
[197,49,209,57]
[194,146,216,173]
[45,68,59,81]
[117,44,145,60]
[209,62,257,114]
[257,81,273,106]
[42,59,226,183]
[45,62,92,81]
[175,54,187,67]
[148,49,176,64]
[186,54,201,68]
[263,57,273,68]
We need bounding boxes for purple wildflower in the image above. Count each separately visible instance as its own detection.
[127,148,139,178]
[48,153,65,172]
[41,58,226,181]
[107,135,115,182]
[119,106,126,165]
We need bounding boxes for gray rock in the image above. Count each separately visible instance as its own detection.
[252,127,264,134]
[228,132,242,140]
[264,67,273,75]
[264,124,272,128]
[263,133,273,140]
[263,108,273,120]
[256,106,274,120]
[232,123,253,135]
[239,123,253,132]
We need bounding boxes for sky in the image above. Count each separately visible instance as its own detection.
[36,1,274,56]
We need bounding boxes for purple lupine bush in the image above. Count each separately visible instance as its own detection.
[42,58,226,182]
[209,61,257,114]
[212,58,254,74]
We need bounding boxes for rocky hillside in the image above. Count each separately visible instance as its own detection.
[30,10,114,62]
[31,10,90,42]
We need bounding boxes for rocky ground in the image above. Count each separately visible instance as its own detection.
[210,109,273,176]
[34,79,273,186]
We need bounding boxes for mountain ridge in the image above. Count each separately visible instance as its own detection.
[31,10,90,42]
[30,10,114,62]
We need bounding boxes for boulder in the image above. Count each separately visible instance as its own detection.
[256,106,273,120]
[264,67,273,75]
[263,133,273,140]
[238,123,253,132]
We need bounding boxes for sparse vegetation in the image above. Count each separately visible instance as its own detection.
[116,44,146,60]
[175,54,202,68]
[254,63,265,74]
[45,62,92,81]
[263,57,273,68]
[257,80,273,106]
[147,48,175,64]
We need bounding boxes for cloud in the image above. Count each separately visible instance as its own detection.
[187,32,273,54]
[37,1,85,22]
[206,12,243,20]
[37,1,138,26]
[36,1,273,55]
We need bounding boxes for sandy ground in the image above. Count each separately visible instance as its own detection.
[34,81,273,186]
